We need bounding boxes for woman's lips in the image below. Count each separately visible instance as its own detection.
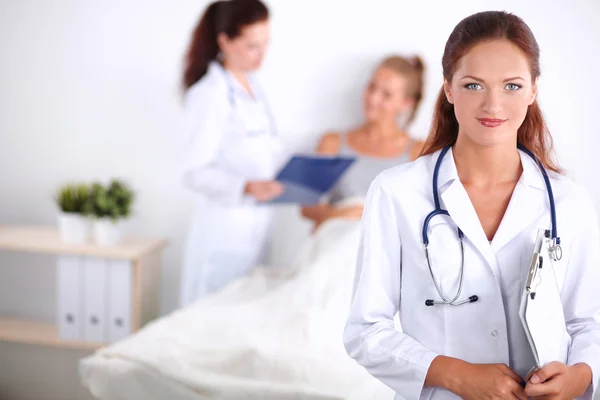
[477,118,507,128]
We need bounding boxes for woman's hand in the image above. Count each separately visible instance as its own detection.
[332,205,364,219]
[524,362,592,399]
[454,363,527,400]
[244,180,284,202]
[300,204,364,233]
[301,204,333,233]
[427,357,526,400]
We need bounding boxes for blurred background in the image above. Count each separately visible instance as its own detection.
[0,0,599,399]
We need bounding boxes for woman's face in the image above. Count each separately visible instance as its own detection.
[363,66,413,124]
[219,19,270,72]
[444,39,538,148]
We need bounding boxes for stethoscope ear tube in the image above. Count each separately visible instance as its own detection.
[517,143,561,259]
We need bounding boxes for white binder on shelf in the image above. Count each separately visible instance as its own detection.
[82,256,108,343]
[107,259,132,342]
[56,255,83,340]
[519,228,570,370]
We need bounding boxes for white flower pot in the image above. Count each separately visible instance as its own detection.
[93,218,124,246]
[58,212,90,244]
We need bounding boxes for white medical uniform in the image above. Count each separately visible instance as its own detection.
[179,61,285,307]
[344,147,600,400]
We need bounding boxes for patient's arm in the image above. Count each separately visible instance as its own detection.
[301,204,364,221]
[301,203,334,223]
[302,203,364,232]
[315,132,341,155]
[300,132,340,225]
[302,134,423,232]
[300,132,363,231]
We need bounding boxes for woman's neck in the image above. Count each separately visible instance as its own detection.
[222,60,253,97]
[348,120,410,158]
[453,134,522,188]
[363,119,405,141]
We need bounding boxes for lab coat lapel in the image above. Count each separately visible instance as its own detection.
[434,147,549,278]
[432,148,497,275]
[440,180,498,274]
[491,152,547,252]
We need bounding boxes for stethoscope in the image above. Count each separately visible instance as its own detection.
[217,62,278,138]
[423,144,563,307]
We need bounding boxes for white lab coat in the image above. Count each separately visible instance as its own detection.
[344,147,600,400]
[179,61,285,307]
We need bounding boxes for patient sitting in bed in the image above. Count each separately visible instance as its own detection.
[301,55,425,232]
[79,55,426,400]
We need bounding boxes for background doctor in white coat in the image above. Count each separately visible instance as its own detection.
[344,11,600,400]
[179,0,286,307]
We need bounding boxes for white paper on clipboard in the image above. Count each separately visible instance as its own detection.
[519,228,570,368]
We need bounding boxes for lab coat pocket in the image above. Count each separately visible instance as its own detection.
[245,128,269,138]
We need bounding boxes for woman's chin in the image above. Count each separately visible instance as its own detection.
[364,113,380,123]
[464,130,515,148]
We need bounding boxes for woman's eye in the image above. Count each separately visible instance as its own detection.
[506,83,522,91]
[465,83,482,90]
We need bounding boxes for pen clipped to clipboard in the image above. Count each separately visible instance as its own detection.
[519,228,570,374]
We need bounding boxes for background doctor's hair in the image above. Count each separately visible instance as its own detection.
[182,0,269,89]
[377,55,426,128]
[420,10,562,174]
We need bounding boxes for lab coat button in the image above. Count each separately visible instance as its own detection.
[491,330,498,337]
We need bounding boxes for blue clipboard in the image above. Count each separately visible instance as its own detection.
[267,155,356,205]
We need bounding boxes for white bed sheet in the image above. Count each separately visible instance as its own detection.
[83,356,346,400]
[80,215,395,400]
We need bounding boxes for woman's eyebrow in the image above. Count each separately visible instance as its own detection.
[460,75,526,82]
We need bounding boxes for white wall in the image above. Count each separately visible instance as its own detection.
[0,1,599,399]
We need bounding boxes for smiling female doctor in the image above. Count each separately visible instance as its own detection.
[179,0,286,307]
[344,11,600,400]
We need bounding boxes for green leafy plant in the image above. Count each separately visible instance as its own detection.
[86,179,135,223]
[56,183,91,214]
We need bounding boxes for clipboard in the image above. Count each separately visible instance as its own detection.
[519,228,570,372]
[266,155,356,205]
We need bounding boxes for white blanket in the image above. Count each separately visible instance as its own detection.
[80,216,395,400]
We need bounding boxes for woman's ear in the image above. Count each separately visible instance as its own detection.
[443,79,454,104]
[216,32,229,54]
[529,77,539,105]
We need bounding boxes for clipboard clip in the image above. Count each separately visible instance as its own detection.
[525,229,554,300]
[526,254,543,300]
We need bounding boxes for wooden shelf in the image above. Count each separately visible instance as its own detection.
[0,224,164,348]
[0,225,167,261]
[0,317,104,350]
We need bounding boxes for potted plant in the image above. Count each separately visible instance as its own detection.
[55,183,91,244]
[87,179,135,246]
